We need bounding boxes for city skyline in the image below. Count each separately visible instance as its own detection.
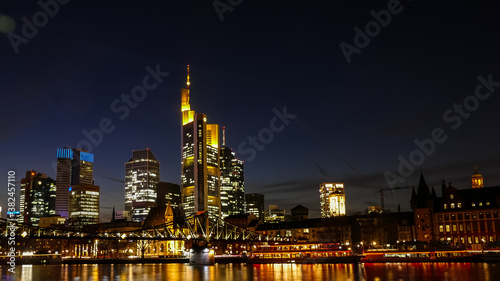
[2,1,500,220]
[1,67,498,220]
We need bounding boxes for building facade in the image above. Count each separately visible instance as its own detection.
[181,66,221,218]
[220,142,245,218]
[291,205,309,221]
[68,184,100,229]
[411,170,500,249]
[125,148,160,222]
[320,182,346,218]
[265,205,286,223]
[246,193,265,220]
[156,182,181,209]
[410,174,436,243]
[435,183,500,248]
[257,212,413,246]
[56,147,94,218]
[19,170,56,225]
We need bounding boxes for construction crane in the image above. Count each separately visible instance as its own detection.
[374,184,412,210]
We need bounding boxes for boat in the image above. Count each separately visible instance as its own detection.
[248,242,362,264]
[361,248,476,263]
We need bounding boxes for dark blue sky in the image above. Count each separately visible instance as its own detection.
[1,0,500,220]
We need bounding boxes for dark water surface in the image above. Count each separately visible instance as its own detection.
[1,262,499,281]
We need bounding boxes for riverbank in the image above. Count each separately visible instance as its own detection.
[63,257,190,264]
[63,256,249,264]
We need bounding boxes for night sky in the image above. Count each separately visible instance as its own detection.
[1,1,500,220]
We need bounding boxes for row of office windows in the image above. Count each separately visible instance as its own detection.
[443,201,490,209]
[438,235,495,244]
[438,220,499,233]
[437,211,499,221]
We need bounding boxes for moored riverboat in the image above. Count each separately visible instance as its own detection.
[362,249,476,263]
[248,242,362,264]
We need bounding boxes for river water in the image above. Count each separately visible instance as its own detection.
[1,262,499,281]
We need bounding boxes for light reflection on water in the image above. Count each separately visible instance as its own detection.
[0,262,499,281]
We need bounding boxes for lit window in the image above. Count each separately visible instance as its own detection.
[479,202,483,206]
[451,203,455,209]
[446,225,450,232]
[439,225,444,233]
[457,203,462,208]
[472,203,476,207]
[444,204,447,209]
[486,201,490,206]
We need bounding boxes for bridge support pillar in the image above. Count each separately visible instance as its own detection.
[189,242,215,265]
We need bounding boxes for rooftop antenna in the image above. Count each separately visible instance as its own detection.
[222,126,226,146]
[186,65,190,89]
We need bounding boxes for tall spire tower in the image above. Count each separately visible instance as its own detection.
[181,65,194,125]
[180,66,221,219]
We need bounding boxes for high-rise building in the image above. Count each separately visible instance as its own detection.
[181,65,221,218]
[219,128,245,218]
[56,147,94,218]
[125,148,160,222]
[156,182,181,209]
[19,170,56,225]
[246,193,265,220]
[68,184,99,229]
[319,182,346,218]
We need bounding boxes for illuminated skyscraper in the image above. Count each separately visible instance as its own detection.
[181,65,221,218]
[246,193,264,220]
[220,128,245,218]
[320,182,346,218]
[56,147,94,219]
[125,148,160,222]
[19,170,56,225]
[68,184,99,229]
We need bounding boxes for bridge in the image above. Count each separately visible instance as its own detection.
[0,212,290,258]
